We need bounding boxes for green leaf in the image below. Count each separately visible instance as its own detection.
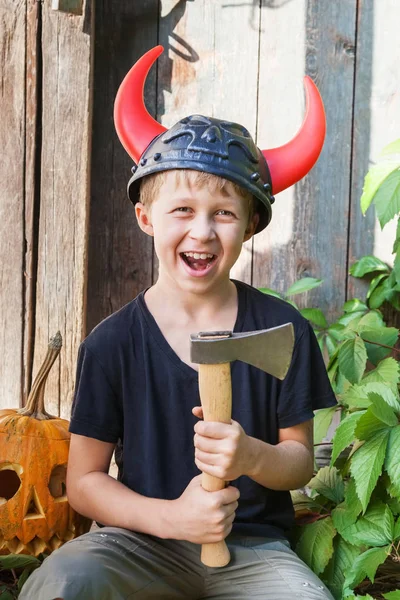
[322,536,361,600]
[381,139,400,156]
[295,516,336,575]
[317,331,338,360]
[373,169,400,228]
[345,479,364,520]
[394,516,400,541]
[344,545,390,589]
[346,588,374,600]
[360,327,399,365]
[332,503,361,538]
[393,218,400,253]
[362,382,400,414]
[383,592,400,600]
[328,356,339,386]
[350,256,389,277]
[357,311,385,330]
[329,323,346,341]
[362,357,400,389]
[368,279,391,309]
[387,479,400,500]
[332,482,362,541]
[367,273,390,301]
[338,313,364,329]
[338,338,367,384]
[314,406,336,444]
[394,250,400,286]
[387,495,400,515]
[0,554,41,570]
[385,426,400,497]
[346,316,367,334]
[325,333,339,358]
[355,409,392,440]
[342,502,394,546]
[300,308,328,329]
[350,430,390,511]
[308,467,345,504]
[18,565,37,590]
[343,299,368,313]
[331,411,364,465]
[336,370,352,395]
[316,332,325,356]
[341,385,370,410]
[387,292,400,312]
[0,590,16,600]
[291,490,327,513]
[361,160,400,215]
[368,393,399,426]
[286,277,323,296]
[388,268,398,287]
[258,287,283,299]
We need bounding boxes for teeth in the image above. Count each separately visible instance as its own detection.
[183,252,214,259]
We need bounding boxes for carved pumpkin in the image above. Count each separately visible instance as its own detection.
[0,333,92,556]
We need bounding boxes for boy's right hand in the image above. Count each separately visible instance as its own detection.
[169,475,240,544]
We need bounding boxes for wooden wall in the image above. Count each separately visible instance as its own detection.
[0,0,93,412]
[1,0,400,414]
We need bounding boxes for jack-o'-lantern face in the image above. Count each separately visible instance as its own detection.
[0,333,92,556]
[0,411,91,556]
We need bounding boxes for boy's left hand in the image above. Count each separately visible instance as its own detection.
[192,406,253,481]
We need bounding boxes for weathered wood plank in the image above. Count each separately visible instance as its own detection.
[253,0,357,323]
[0,0,26,408]
[158,0,261,285]
[86,1,158,334]
[23,0,40,404]
[348,0,400,303]
[32,1,93,418]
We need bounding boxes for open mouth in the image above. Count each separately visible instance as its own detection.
[180,252,217,272]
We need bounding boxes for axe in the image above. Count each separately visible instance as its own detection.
[190,323,294,568]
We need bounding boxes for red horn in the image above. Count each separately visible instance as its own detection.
[114,46,167,163]
[262,77,326,194]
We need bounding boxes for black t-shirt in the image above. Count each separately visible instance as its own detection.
[69,280,337,539]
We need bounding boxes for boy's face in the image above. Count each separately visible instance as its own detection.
[135,171,259,295]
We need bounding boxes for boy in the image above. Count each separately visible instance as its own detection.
[20,47,336,600]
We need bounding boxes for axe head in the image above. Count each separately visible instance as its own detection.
[190,323,294,380]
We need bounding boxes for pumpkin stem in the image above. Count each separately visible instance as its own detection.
[19,332,63,420]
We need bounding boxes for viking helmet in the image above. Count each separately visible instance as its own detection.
[114,46,326,234]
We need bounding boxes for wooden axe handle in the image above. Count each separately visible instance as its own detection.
[198,362,232,567]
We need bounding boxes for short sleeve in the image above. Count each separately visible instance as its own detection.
[277,321,337,428]
[69,342,123,443]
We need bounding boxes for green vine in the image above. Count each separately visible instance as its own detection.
[260,139,400,600]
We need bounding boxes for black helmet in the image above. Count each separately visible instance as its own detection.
[114,46,326,234]
[127,115,274,232]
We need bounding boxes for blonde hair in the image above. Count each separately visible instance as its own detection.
[139,169,258,225]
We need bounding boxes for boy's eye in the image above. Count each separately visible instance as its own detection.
[217,210,235,217]
[174,207,191,212]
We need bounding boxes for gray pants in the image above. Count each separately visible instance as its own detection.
[19,527,334,600]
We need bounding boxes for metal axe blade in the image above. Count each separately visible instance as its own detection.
[190,323,294,380]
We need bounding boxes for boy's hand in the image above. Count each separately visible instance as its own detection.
[192,406,254,481]
[171,475,239,544]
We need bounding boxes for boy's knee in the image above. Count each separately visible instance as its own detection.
[47,545,103,576]
[19,545,108,599]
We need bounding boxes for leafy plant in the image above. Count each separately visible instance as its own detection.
[0,554,44,598]
[351,139,400,312]
[262,139,400,599]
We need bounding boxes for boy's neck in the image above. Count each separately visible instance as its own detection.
[145,277,238,327]
[143,276,239,371]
